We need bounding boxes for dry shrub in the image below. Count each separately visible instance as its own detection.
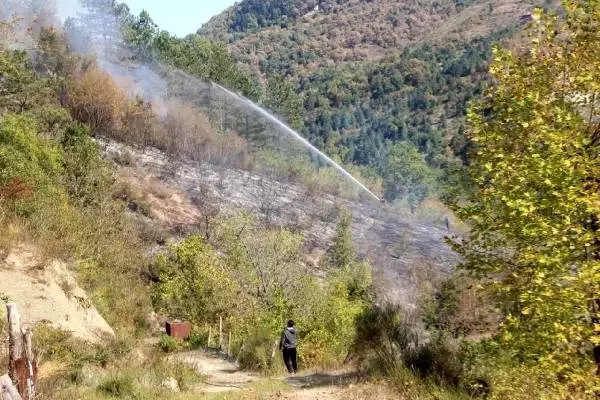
[155,99,249,167]
[67,67,126,135]
[121,99,158,147]
[423,274,500,339]
[209,130,249,168]
[0,177,34,201]
[159,99,213,156]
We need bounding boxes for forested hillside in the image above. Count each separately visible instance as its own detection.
[200,0,560,201]
[1,0,599,399]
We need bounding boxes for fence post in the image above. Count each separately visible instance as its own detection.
[23,328,35,400]
[207,326,212,349]
[219,317,223,350]
[236,340,245,364]
[6,303,22,384]
[227,331,232,357]
[270,340,278,366]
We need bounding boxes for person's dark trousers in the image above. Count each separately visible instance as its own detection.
[282,348,297,373]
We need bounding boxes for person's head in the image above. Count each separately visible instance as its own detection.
[287,320,295,328]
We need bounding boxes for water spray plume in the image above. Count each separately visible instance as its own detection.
[213,83,381,202]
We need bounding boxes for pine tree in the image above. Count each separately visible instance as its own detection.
[331,209,355,269]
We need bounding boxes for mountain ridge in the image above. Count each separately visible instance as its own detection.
[197,0,560,199]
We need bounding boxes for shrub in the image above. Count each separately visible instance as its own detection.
[0,114,63,211]
[152,235,238,326]
[121,98,157,146]
[67,67,127,135]
[96,374,135,397]
[404,332,465,387]
[423,274,499,338]
[24,106,73,139]
[352,304,418,372]
[237,324,281,372]
[157,334,182,353]
[167,361,200,391]
[188,328,209,349]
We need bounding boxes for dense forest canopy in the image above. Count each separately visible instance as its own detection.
[197,0,562,202]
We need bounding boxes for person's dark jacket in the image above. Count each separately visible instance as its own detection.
[279,327,297,350]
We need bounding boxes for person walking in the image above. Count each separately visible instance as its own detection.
[279,320,298,374]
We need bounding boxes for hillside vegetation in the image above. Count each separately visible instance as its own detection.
[0,2,375,397]
[0,0,598,399]
[199,0,561,202]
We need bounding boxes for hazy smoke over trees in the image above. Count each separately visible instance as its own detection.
[1,0,383,201]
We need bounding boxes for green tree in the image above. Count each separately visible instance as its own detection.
[0,50,50,113]
[263,75,304,130]
[451,3,600,385]
[122,10,158,60]
[328,209,372,301]
[330,208,355,269]
[78,0,126,54]
[153,235,238,324]
[383,141,438,203]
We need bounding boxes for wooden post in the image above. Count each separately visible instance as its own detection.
[270,340,278,366]
[219,316,223,350]
[23,328,35,400]
[6,303,23,384]
[207,326,212,349]
[227,331,232,357]
[0,374,23,400]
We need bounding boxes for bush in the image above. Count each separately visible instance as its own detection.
[237,324,281,372]
[67,67,127,135]
[0,114,63,211]
[188,328,209,349]
[353,305,470,388]
[96,374,135,397]
[404,332,465,387]
[157,334,182,353]
[166,362,200,392]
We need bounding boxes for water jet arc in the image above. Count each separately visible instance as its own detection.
[212,83,380,202]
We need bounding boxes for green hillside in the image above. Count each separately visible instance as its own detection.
[199,0,560,201]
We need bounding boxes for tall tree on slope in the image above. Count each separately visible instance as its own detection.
[451,1,600,386]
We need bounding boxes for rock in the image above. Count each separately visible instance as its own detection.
[145,311,165,334]
[161,377,180,392]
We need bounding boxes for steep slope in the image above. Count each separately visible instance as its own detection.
[0,245,115,342]
[102,138,459,306]
[199,0,560,196]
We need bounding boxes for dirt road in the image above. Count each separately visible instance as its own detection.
[170,349,389,399]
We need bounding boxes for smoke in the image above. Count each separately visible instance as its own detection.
[1,0,380,201]
[0,0,59,49]
[56,0,80,23]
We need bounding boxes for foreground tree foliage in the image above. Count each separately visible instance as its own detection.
[452,1,600,389]
[153,212,371,370]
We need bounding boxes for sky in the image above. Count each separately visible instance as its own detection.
[57,0,237,37]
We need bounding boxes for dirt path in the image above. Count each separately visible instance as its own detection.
[171,349,361,399]
[170,350,259,393]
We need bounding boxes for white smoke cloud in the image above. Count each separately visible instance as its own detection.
[56,0,80,22]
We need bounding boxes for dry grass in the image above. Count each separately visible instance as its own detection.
[68,67,127,135]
